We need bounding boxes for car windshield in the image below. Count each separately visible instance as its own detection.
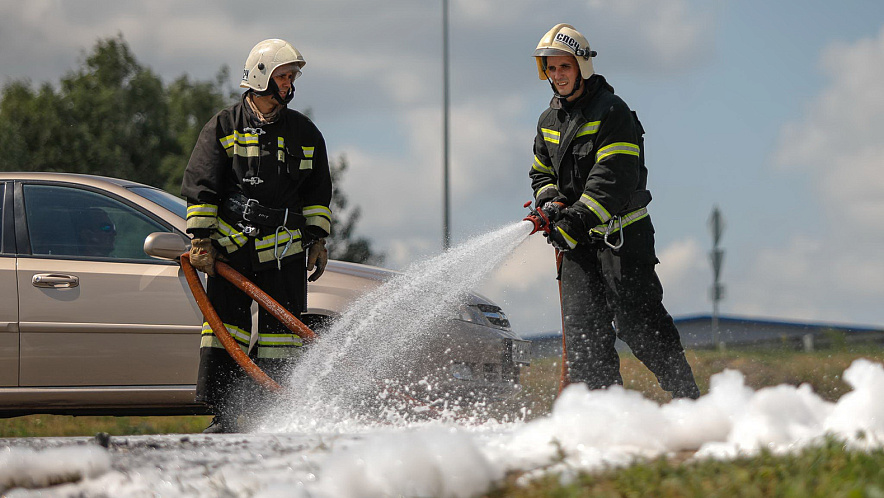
[128,186,186,220]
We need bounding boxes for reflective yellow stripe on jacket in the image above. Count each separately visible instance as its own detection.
[541,128,560,144]
[219,130,264,158]
[256,333,304,358]
[532,155,554,175]
[589,207,649,236]
[576,121,600,138]
[254,229,303,264]
[300,146,315,170]
[200,322,249,351]
[596,142,640,162]
[534,184,558,201]
[303,205,331,234]
[577,194,612,224]
[186,204,218,231]
[213,217,248,252]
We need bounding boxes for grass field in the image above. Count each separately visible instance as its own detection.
[3,347,884,496]
[485,437,884,498]
[490,346,884,497]
[513,346,884,418]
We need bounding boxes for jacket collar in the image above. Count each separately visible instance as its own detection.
[549,74,614,111]
[242,91,285,125]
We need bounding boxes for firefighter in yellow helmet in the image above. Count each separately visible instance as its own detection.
[529,24,700,399]
[181,39,332,432]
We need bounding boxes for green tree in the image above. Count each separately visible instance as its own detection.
[0,34,383,265]
[158,68,235,193]
[0,34,230,189]
[326,155,384,266]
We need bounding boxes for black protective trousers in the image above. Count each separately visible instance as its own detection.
[559,245,700,399]
[195,247,307,413]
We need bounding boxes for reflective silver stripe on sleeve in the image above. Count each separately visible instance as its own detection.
[303,205,332,233]
[186,204,218,230]
[534,184,558,200]
[576,121,600,138]
[596,142,640,162]
[532,155,554,175]
[541,128,560,144]
[578,194,612,223]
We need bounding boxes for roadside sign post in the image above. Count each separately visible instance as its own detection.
[708,206,726,350]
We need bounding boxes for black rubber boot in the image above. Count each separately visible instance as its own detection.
[202,414,238,434]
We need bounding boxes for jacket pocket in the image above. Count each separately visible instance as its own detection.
[295,145,314,171]
[572,140,594,161]
[280,144,307,180]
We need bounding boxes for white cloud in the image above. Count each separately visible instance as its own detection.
[751,26,884,324]
[732,234,884,325]
[586,0,714,70]
[656,237,710,315]
[775,26,884,230]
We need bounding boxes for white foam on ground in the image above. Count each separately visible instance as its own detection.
[4,223,884,497]
[0,446,110,492]
[3,361,883,497]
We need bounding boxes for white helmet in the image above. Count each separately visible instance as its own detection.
[240,39,306,92]
[533,24,596,80]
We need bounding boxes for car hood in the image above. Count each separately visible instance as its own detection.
[324,260,500,308]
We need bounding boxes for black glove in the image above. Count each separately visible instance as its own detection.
[541,201,566,223]
[534,187,566,209]
[544,207,588,252]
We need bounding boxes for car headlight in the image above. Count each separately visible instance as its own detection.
[456,304,511,329]
[477,304,510,328]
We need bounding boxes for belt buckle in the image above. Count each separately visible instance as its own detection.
[241,198,259,223]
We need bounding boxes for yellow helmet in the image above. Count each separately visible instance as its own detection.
[533,24,596,80]
[240,39,306,92]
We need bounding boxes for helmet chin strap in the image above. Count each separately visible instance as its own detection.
[548,76,583,101]
[253,78,295,106]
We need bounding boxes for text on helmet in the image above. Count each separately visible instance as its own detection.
[554,33,581,54]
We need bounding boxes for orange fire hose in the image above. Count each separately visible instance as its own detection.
[180,253,316,393]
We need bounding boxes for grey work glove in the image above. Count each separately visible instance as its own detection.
[306,238,328,282]
[189,238,218,276]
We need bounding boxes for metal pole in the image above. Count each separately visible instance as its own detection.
[708,206,726,350]
[442,0,451,250]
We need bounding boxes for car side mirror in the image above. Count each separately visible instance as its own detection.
[144,232,189,260]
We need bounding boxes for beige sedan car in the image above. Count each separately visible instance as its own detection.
[0,173,529,417]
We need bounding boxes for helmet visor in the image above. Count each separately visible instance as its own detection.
[272,63,303,81]
[533,47,573,58]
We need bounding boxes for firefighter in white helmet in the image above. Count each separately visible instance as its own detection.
[182,39,332,432]
[529,24,700,399]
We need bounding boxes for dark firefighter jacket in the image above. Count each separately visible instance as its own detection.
[182,93,332,269]
[530,74,656,262]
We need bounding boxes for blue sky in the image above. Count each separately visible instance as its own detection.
[3,0,883,336]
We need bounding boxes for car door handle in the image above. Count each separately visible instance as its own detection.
[32,273,80,288]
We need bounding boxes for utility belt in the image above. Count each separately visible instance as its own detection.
[588,190,651,250]
[223,192,305,238]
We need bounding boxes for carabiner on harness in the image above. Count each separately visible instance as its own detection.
[273,208,295,269]
[603,215,624,250]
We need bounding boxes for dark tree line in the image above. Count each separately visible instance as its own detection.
[0,35,382,265]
